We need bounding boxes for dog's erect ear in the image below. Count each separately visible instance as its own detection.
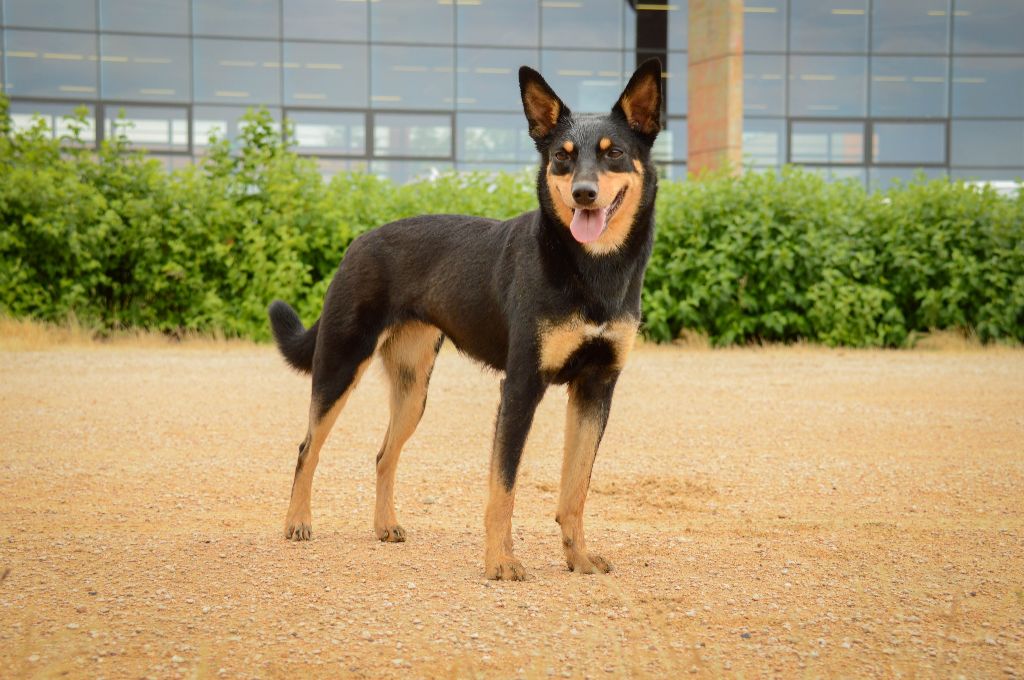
[519,66,569,144]
[613,58,663,143]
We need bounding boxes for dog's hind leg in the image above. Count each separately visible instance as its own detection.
[374,322,444,542]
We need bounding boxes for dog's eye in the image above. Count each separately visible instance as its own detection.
[606,148,624,159]
[554,150,570,162]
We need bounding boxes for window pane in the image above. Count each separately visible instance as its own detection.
[869,166,947,190]
[744,54,785,116]
[540,50,623,113]
[667,2,688,51]
[193,105,281,149]
[790,0,868,53]
[283,0,367,41]
[374,113,451,158]
[371,0,453,45]
[456,112,534,163]
[952,57,1024,118]
[457,0,537,48]
[457,48,538,112]
[792,122,864,164]
[543,1,623,50]
[193,0,280,38]
[789,56,866,117]
[283,42,368,108]
[8,101,96,143]
[953,0,1024,54]
[872,0,949,54]
[950,168,1024,183]
[872,122,945,164]
[457,162,536,174]
[194,39,281,105]
[4,30,98,100]
[370,160,453,184]
[951,120,1024,168]
[870,57,948,118]
[100,0,189,34]
[651,118,686,163]
[4,0,96,30]
[101,35,189,103]
[744,0,786,52]
[105,105,188,151]
[288,111,365,155]
[665,51,687,116]
[743,117,786,166]
[316,158,368,180]
[371,46,453,109]
[808,166,867,185]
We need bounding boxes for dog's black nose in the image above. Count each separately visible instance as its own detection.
[572,182,598,206]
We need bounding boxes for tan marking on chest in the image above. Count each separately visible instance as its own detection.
[538,315,639,373]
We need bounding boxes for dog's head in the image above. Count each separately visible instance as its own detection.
[519,59,662,255]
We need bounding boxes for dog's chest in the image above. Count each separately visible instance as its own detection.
[537,314,639,376]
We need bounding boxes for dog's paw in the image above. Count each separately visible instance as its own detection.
[375,525,406,543]
[485,556,528,581]
[285,522,312,541]
[567,553,612,575]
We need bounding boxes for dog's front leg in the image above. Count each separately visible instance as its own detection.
[484,371,546,581]
[557,368,620,574]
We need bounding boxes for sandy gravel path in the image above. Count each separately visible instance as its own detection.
[1,342,1022,678]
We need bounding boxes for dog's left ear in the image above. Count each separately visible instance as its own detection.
[613,58,663,144]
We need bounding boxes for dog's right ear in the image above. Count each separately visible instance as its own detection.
[519,66,569,145]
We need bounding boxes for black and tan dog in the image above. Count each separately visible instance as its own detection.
[268,59,662,580]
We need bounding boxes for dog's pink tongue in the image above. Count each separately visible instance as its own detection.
[569,207,608,243]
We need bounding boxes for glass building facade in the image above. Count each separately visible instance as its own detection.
[1,0,1022,186]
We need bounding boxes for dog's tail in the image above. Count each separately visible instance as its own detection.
[268,300,318,374]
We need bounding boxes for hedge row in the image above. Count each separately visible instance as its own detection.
[1,101,1021,346]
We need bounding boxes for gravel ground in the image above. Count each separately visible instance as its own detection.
[1,341,1022,678]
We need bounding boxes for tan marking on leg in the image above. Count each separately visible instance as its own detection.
[285,357,372,540]
[484,444,526,581]
[585,163,645,256]
[374,322,442,542]
[562,140,574,154]
[545,164,574,229]
[599,137,612,151]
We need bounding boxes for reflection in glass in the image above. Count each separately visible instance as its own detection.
[744,0,786,52]
[743,118,786,166]
[283,0,367,41]
[100,0,189,34]
[952,57,1024,118]
[872,122,945,164]
[950,168,1024,183]
[4,0,96,30]
[457,0,538,48]
[101,35,190,103]
[789,0,868,53]
[667,2,689,51]
[457,162,537,175]
[371,46,454,110]
[370,160,453,185]
[650,118,686,163]
[870,57,947,118]
[193,105,281,149]
[666,52,687,116]
[457,48,538,112]
[871,0,949,54]
[456,113,534,163]
[315,158,369,180]
[371,0,453,45]
[808,165,866,185]
[951,120,1024,168]
[284,42,368,109]
[789,56,866,117]
[105,105,189,151]
[953,0,1024,54]
[543,1,623,50]
[374,113,451,158]
[540,50,623,113]
[792,122,864,164]
[4,30,98,99]
[869,166,947,190]
[287,111,365,155]
[8,101,96,143]
[193,39,281,105]
[193,0,280,38]
[744,54,785,116]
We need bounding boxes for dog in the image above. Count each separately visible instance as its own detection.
[268,59,662,581]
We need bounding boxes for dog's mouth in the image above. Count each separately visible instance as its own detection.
[568,187,627,244]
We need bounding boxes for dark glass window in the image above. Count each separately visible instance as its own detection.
[8,101,96,142]
[951,120,1024,167]
[744,54,785,116]
[872,122,945,164]
[193,105,281,149]
[665,52,687,116]
[4,30,98,100]
[870,57,948,118]
[105,105,189,151]
[286,111,365,156]
[792,121,865,164]
[101,35,190,103]
[100,0,189,35]
[457,48,538,112]
[872,0,950,54]
[789,56,866,117]
[744,1,786,52]
[283,0,367,42]
[193,0,280,38]
[953,0,1024,54]
[373,113,451,158]
[542,0,623,51]
[456,112,534,163]
[193,39,281,105]
[790,0,868,53]
[371,46,453,110]
[952,57,1024,117]
[540,50,623,113]
[743,117,786,166]
[371,0,453,45]
[283,42,368,109]
[457,0,537,48]
[4,0,96,30]
[869,166,948,190]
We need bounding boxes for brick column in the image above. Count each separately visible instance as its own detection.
[688,0,743,175]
